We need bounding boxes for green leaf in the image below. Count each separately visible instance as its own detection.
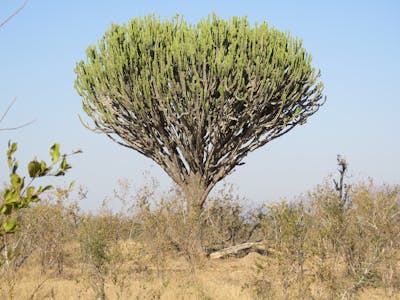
[69,181,76,191]
[50,143,61,163]
[42,185,53,192]
[30,195,39,203]
[3,189,12,202]
[7,142,17,156]
[26,186,35,199]
[0,204,12,215]
[5,195,19,205]
[3,220,16,233]
[10,173,22,188]
[7,142,17,168]
[55,170,65,177]
[36,185,52,194]
[12,161,18,174]
[60,156,68,171]
[28,160,41,177]
[39,160,49,176]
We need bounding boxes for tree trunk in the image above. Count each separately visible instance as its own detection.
[181,173,210,257]
[209,242,271,259]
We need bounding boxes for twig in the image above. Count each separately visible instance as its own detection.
[0,98,36,130]
[0,98,17,123]
[0,0,29,28]
[28,277,48,300]
[0,119,36,131]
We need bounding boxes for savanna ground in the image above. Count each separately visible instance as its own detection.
[1,170,400,300]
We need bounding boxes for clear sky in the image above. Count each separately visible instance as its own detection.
[1,1,399,211]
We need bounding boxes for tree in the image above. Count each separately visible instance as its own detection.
[75,15,325,244]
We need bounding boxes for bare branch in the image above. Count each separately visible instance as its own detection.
[0,119,36,131]
[0,98,36,131]
[0,97,17,123]
[0,0,29,29]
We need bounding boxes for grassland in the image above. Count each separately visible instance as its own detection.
[1,178,400,299]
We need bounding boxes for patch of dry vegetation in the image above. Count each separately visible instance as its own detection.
[1,176,400,299]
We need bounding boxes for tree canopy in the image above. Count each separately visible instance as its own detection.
[75,14,325,209]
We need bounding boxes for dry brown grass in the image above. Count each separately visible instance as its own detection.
[2,177,400,299]
[1,242,255,300]
[2,244,399,300]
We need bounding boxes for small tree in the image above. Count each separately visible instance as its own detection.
[75,15,325,248]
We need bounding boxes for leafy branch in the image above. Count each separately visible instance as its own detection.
[0,142,81,235]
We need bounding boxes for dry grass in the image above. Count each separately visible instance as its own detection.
[2,245,399,300]
[2,243,255,300]
[1,178,400,299]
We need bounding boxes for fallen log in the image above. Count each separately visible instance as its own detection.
[209,242,270,259]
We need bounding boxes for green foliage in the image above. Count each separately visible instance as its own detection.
[0,141,79,236]
[76,14,323,124]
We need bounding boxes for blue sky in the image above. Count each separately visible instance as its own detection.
[1,1,399,211]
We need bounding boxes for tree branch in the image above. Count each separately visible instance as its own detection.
[0,0,29,29]
[0,98,36,131]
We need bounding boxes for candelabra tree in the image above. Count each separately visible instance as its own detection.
[75,14,325,248]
